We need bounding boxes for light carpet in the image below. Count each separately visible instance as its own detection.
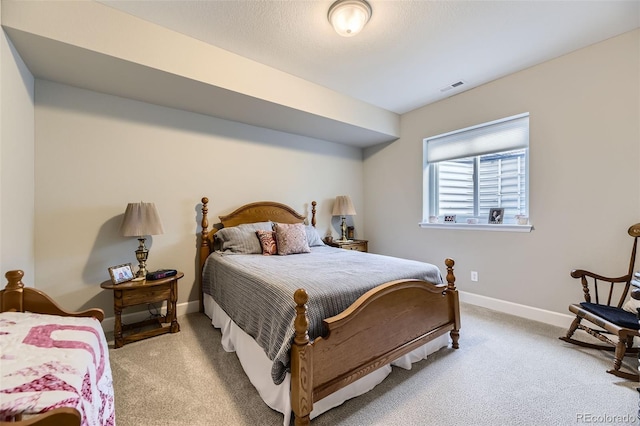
[107,303,639,426]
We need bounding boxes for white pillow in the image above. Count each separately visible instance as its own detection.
[305,225,325,247]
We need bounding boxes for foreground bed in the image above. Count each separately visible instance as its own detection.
[199,197,460,425]
[0,270,115,426]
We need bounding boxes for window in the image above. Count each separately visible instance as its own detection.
[423,113,529,225]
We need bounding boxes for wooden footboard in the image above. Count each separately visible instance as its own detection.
[0,407,81,426]
[0,270,104,322]
[291,259,460,425]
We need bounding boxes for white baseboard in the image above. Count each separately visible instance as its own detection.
[101,300,201,334]
[459,291,574,329]
[100,294,572,334]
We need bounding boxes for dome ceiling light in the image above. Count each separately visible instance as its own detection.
[328,0,372,37]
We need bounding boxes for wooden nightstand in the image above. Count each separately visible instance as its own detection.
[327,239,368,252]
[100,272,184,348]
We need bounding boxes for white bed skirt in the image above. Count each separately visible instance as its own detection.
[204,293,449,425]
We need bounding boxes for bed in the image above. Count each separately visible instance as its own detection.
[0,270,115,426]
[198,197,460,425]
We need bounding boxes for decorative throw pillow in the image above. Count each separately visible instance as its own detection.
[274,223,311,255]
[305,225,325,247]
[215,221,273,254]
[256,230,277,255]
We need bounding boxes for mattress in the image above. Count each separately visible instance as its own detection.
[202,245,444,384]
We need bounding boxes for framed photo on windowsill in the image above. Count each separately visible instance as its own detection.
[108,263,135,285]
[488,208,504,224]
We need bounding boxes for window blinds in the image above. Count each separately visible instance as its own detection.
[435,150,527,218]
[425,113,529,163]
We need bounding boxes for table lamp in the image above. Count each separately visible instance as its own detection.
[332,195,356,242]
[120,202,164,278]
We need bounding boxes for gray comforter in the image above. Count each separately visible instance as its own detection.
[202,245,443,384]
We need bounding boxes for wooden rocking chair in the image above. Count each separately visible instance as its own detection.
[560,223,640,381]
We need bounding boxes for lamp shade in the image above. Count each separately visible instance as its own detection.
[120,202,164,237]
[328,0,372,37]
[332,196,357,216]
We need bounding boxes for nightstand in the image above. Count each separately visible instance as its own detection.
[100,272,184,348]
[327,239,368,252]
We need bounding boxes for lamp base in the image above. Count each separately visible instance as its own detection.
[340,216,349,242]
[134,237,149,278]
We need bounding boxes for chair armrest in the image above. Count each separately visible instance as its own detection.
[570,269,632,305]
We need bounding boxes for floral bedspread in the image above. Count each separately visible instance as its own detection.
[0,311,115,425]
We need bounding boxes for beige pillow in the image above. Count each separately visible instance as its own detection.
[622,296,640,313]
[274,223,310,255]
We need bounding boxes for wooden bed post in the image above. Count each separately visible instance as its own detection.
[199,197,210,313]
[445,258,461,349]
[311,201,316,228]
[291,288,313,426]
[2,269,25,312]
[445,258,456,291]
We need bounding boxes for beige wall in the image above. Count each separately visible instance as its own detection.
[1,20,35,279]
[6,23,638,327]
[364,29,640,321]
[34,80,364,315]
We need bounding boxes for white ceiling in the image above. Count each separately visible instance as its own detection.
[98,0,640,115]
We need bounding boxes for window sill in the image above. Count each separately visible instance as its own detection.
[418,222,533,233]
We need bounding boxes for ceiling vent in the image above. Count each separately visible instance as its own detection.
[440,80,466,93]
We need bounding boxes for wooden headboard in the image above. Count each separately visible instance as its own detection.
[198,197,317,312]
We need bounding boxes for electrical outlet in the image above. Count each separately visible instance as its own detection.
[471,271,478,282]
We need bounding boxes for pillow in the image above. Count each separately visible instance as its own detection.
[274,223,311,255]
[622,296,640,314]
[215,221,273,254]
[305,225,325,247]
[256,230,277,255]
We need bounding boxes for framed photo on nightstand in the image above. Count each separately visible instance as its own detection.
[108,263,134,285]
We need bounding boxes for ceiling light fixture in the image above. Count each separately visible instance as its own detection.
[328,0,372,37]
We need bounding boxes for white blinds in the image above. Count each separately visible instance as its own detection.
[425,113,529,163]
[478,152,527,215]
[436,150,527,218]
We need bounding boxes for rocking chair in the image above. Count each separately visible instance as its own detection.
[560,223,640,381]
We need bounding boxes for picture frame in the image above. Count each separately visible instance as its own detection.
[444,214,457,223]
[108,263,135,285]
[488,208,504,224]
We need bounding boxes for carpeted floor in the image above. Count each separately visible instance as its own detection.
[107,303,639,426]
